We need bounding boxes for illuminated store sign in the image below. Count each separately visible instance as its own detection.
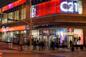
[1,0,26,12]
[30,0,82,18]
[60,1,78,13]
[0,26,25,32]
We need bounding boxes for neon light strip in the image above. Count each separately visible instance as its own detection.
[1,0,26,12]
[0,26,25,32]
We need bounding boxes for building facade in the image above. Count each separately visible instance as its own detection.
[0,0,86,49]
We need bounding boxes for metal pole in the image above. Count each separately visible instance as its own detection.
[24,0,32,50]
[29,0,32,50]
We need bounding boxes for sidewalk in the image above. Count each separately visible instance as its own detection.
[0,47,85,54]
[0,48,86,57]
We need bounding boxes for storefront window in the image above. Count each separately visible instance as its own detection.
[74,29,83,45]
[31,27,84,49]
[32,30,39,38]
[0,18,2,23]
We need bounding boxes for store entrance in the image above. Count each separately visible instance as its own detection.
[31,28,83,50]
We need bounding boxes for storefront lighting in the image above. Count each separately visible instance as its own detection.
[0,26,25,32]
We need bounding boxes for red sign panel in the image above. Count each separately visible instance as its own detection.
[36,1,60,17]
[2,0,26,12]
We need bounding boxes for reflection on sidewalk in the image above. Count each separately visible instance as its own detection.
[3,52,65,57]
[0,53,2,57]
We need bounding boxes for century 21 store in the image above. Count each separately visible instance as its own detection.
[0,0,86,49]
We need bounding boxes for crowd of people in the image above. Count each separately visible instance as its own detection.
[4,34,84,52]
[31,36,84,51]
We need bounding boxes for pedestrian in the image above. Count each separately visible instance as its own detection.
[70,40,74,52]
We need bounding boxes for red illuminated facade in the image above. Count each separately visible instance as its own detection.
[30,0,82,18]
[36,1,60,17]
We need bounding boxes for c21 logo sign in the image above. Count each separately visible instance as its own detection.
[60,1,78,13]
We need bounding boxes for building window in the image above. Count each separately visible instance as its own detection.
[14,10,19,21]
[2,13,7,24]
[8,12,14,23]
[21,7,26,20]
